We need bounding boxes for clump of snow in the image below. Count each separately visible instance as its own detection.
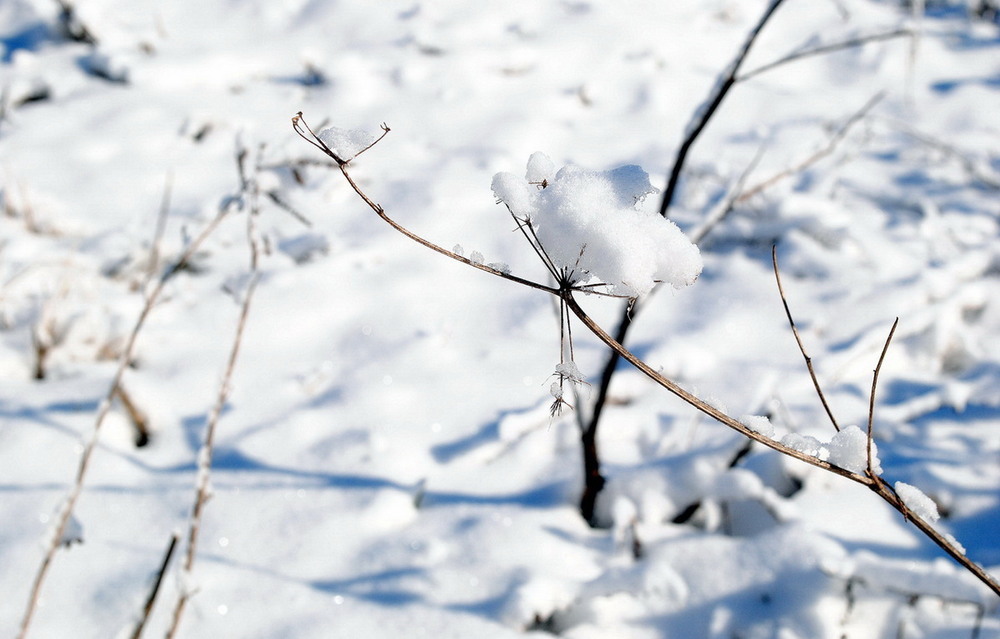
[780,433,822,457]
[740,414,774,438]
[894,481,940,522]
[469,250,484,265]
[491,154,702,298]
[827,425,881,475]
[316,127,377,162]
[487,262,511,275]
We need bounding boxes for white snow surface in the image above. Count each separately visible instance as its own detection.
[1,0,999,637]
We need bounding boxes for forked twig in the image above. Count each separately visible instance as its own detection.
[772,246,841,432]
[292,114,559,297]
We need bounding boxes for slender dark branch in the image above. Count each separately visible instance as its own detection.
[511,214,560,281]
[739,28,912,81]
[128,533,178,639]
[867,318,898,473]
[659,0,787,216]
[772,246,841,432]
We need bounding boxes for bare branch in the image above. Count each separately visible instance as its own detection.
[293,113,559,296]
[128,533,178,639]
[165,272,259,639]
[739,28,913,81]
[867,318,898,473]
[16,204,232,639]
[295,112,1000,598]
[772,246,841,432]
[659,0,787,216]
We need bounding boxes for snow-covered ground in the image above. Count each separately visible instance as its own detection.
[2,0,998,637]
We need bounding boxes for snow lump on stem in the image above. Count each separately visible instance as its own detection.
[491,153,703,298]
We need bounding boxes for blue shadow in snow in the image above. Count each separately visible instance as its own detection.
[431,419,500,464]
[130,445,411,492]
[1,22,51,63]
[309,567,427,606]
[421,480,567,510]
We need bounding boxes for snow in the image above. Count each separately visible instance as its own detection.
[316,126,377,162]
[1,0,999,637]
[492,154,703,297]
[827,425,883,475]
[895,481,941,523]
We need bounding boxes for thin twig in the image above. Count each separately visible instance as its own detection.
[146,172,173,286]
[563,291,999,597]
[128,533,178,639]
[165,273,259,639]
[166,143,265,639]
[867,318,898,473]
[659,0,787,216]
[885,118,1000,190]
[772,246,841,432]
[292,114,559,297]
[694,92,883,245]
[16,205,232,639]
[738,28,913,81]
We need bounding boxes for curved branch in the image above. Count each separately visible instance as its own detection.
[562,291,999,598]
[294,112,1000,599]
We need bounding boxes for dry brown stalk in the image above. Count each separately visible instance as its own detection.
[164,272,259,639]
[165,145,264,638]
[16,204,233,639]
[293,113,1000,598]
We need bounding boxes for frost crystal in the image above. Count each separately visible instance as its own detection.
[469,251,484,265]
[491,153,702,298]
[827,425,882,475]
[317,126,377,162]
[894,482,940,522]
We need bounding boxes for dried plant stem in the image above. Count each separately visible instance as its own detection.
[16,207,231,639]
[297,117,1000,597]
[692,91,883,246]
[738,28,913,81]
[772,246,841,432]
[146,172,173,286]
[562,292,999,597]
[114,384,150,447]
[164,272,258,639]
[166,144,264,639]
[867,318,898,473]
